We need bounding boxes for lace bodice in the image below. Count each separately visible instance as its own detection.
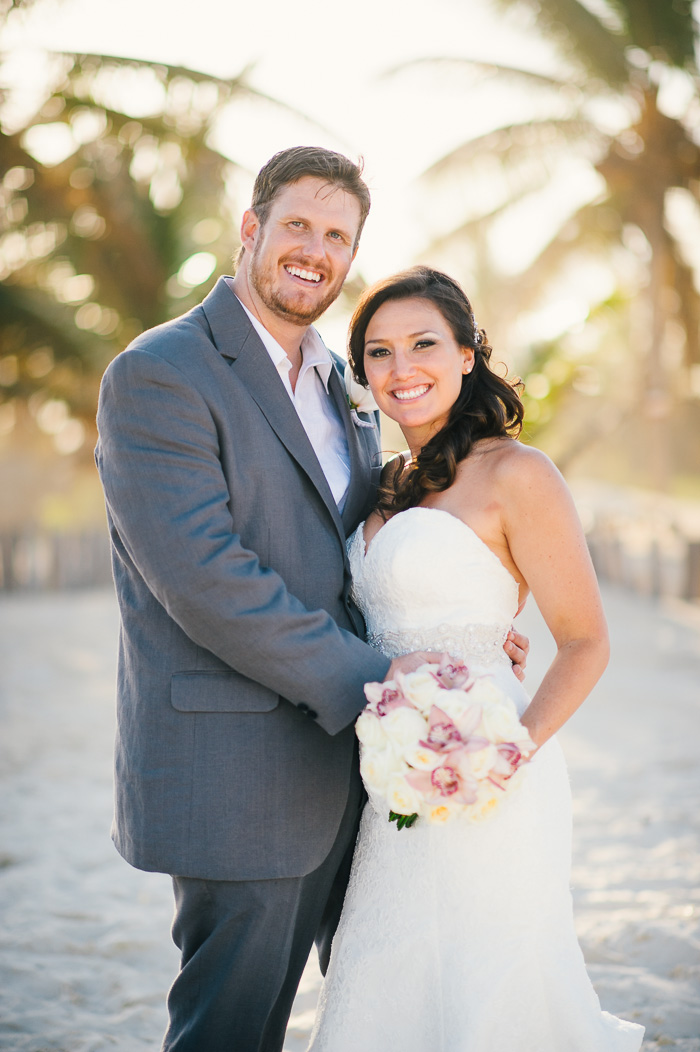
[347,506,519,669]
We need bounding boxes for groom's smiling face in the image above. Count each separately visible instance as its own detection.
[241,176,361,326]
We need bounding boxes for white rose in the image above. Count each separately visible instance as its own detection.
[344,362,378,413]
[480,697,528,744]
[355,710,388,749]
[386,772,423,817]
[360,746,400,796]
[427,801,462,824]
[396,667,444,713]
[431,688,474,721]
[467,677,506,709]
[457,742,500,781]
[403,743,443,771]
[466,783,503,823]
[381,706,428,748]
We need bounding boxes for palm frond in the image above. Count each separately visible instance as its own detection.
[0,282,111,363]
[386,55,575,90]
[492,0,631,86]
[503,197,620,292]
[423,118,604,180]
[463,198,621,331]
[607,0,699,71]
[0,49,267,417]
[63,52,251,93]
[59,52,339,141]
[421,176,556,257]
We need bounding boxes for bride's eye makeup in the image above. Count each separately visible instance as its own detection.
[366,346,391,358]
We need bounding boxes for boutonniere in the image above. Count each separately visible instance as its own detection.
[344,363,378,428]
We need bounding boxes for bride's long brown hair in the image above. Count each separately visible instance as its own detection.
[348,267,524,519]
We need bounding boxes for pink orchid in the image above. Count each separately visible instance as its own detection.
[419,703,485,754]
[363,682,414,716]
[453,703,483,741]
[451,743,507,798]
[453,737,492,763]
[497,741,524,766]
[406,763,478,805]
[434,656,471,690]
[489,742,528,783]
[419,706,464,752]
[451,743,492,782]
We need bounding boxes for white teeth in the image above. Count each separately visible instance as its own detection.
[393,385,430,401]
[286,265,321,283]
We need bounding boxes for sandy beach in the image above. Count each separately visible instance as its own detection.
[1,584,698,1051]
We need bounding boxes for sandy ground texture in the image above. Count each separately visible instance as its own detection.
[0,584,699,1051]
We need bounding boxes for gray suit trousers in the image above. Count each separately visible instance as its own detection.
[163,765,364,1052]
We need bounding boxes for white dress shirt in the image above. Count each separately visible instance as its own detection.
[235,295,351,509]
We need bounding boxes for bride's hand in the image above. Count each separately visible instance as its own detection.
[385,651,460,681]
[505,628,528,682]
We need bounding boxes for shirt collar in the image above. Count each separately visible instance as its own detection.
[299,328,333,390]
[234,291,333,391]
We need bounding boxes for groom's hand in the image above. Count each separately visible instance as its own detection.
[385,652,458,681]
[506,628,529,682]
[385,635,529,683]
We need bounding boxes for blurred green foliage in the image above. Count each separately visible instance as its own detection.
[0,52,282,445]
[408,0,700,485]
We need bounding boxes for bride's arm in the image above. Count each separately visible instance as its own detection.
[499,445,609,752]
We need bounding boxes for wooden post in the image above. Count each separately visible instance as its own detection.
[683,541,700,602]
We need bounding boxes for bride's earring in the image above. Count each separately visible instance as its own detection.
[461,348,474,375]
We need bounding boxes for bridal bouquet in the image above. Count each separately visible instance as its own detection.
[356,658,536,828]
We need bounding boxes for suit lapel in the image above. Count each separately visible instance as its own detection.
[327,361,377,533]
[202,279,346,542]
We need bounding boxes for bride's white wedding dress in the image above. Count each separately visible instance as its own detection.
[308,507,643,1052]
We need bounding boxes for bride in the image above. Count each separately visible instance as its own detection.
[308,267,644,1051]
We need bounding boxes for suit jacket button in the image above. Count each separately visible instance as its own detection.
[298,703,309,714]
[307,708,318,720]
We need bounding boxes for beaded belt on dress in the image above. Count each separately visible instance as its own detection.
[366,623,511,667]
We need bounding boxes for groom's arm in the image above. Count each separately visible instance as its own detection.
[96,347,390,735]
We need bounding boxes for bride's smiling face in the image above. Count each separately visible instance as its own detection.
[363,297,474,451]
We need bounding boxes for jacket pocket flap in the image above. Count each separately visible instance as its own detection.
[171,671,279,713]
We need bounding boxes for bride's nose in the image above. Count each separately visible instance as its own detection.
[390,348,416,380]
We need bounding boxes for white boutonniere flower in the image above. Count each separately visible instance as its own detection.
[344,363,377,428]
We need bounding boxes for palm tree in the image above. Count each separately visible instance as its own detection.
[0,51,299,432]
[404,0,700,489]
[1,0,62,22]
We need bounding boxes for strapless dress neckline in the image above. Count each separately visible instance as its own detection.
[348,505,519,669]
[358,505,519,591]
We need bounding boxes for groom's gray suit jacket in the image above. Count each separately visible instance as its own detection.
[95,277,389,882]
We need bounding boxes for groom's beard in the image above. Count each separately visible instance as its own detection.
[248,248,345,326]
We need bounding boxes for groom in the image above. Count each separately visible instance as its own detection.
[95,146,528,1052]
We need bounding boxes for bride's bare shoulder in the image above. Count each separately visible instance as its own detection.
[455,438,566,508]
[492,439,563,484]
[489,440,575,526]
